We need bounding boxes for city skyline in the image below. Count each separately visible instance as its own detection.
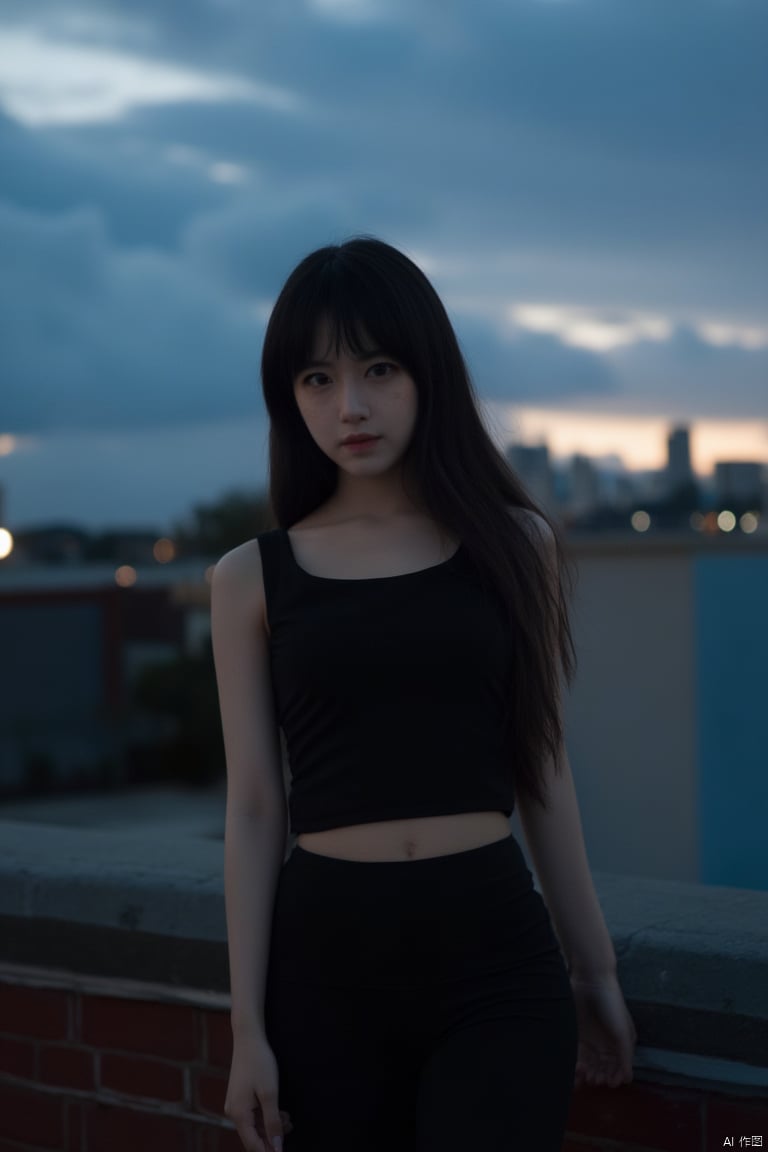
[497,407,768,478]
[2,414,766,540]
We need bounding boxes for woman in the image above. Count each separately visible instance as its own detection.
[211,236,636,1152]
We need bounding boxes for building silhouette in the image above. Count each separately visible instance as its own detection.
[506,442,557,512]
[568,454,601,516]
[714,461,763,510]
[666,426,693,496]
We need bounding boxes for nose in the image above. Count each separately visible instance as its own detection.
[338,371,370,418]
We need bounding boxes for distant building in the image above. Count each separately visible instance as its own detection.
[635,469,669,502]
[7,526,90,566]
[568,454,601,516]
[0,561,215,794]
[5,526,162,567]
[666,426,693,495]
[609,474,637,511]
[714,461,763,509]
[506,442,557,511]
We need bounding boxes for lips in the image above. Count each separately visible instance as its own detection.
[342,435,379,444]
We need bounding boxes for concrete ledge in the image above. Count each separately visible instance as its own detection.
[0,821,225,939]
[2,821,767,1072]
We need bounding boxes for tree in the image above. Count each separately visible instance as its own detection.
[171,488,275,558]
[130,633,224,786]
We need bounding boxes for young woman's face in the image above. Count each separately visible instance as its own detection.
[292,319,418,478]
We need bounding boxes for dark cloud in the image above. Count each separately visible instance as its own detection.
[456,316,617,404]
[2,0,766,277]
[604,326,768,420]
[0,200,261,434]
[0,110,225,249]
[0,194,618,437]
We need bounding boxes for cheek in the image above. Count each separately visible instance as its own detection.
[402,384,419,427]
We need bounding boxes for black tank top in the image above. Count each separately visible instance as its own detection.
[257,527,515,834]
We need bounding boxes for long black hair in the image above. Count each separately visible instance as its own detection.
[260,235,576,810]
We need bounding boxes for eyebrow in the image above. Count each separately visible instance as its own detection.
[301,349,387,370]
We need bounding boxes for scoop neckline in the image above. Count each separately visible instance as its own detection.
[282,527,463,583]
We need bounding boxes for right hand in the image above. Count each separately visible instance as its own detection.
[570,973,637,1089]
[225,1032,293,1152]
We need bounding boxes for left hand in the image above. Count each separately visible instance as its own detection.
[570,972,637,1089]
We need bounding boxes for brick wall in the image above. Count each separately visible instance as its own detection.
[1,977,766,1152]
[0,981,239,1152]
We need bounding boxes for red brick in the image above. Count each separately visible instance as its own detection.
[195,1070,227,1117]
[562,1141,614,1152]
[708,1094,768,1145]
[0,985,69,1042]
[215,1126,249,1152]
[67,1100,83,1152]
[86,1103,194,1152]
[566,1081,702,1151]
[204,1011,231,1069]
[0,1036,36,1080]
[197,1128,217,1152]
[81,994,198,1060]
[0,1083,64,1148]
[39,1044,94,1091]
[0,1142,62,1152]
[100,1052,185,1103]
[202,1127,222,1152]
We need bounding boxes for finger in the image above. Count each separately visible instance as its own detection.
[261,1104,285,1152]
[237,1120,267,1152]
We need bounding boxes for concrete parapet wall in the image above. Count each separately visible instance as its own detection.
[1,820,767,1150]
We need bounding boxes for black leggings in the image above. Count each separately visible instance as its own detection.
[264,832,578,1151]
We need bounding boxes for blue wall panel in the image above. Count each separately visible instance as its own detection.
[695,554,768,890]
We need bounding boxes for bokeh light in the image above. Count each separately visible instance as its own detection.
[153,537,176,563]
[115,565,137,587]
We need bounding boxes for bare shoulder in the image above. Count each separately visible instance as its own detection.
[213,537,263,582]
[211,538,267,627]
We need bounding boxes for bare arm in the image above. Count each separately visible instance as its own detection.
[224,805,288,1034]
[508,505,614,974]
[517,743,616,980]
[211,544,294,1152]
[510,506,636,1085]
[211,542,288,1036]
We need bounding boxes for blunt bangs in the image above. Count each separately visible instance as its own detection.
[263,242,436,396]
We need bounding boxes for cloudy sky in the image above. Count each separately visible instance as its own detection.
[0,0,766,531]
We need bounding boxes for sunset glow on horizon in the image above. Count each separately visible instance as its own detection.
[496,406,768,475]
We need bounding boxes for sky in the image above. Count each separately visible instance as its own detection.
[0,0,766,531]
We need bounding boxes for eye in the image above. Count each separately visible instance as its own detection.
[301,372,330,388]
[367,361,398,378]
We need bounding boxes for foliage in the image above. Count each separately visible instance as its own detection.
[171,488,275,558]
[131,633,224,786]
